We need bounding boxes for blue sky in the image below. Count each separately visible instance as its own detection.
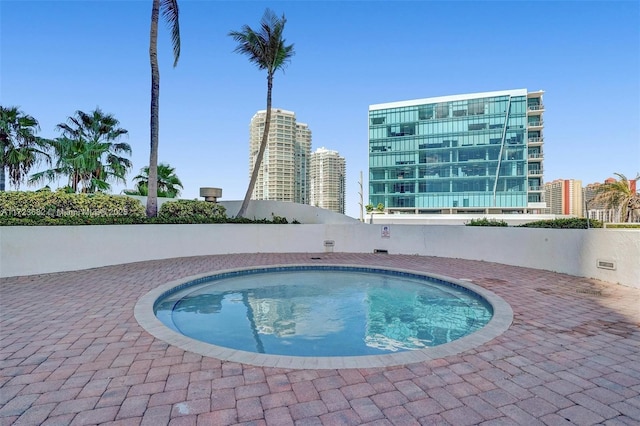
[2,0,639,218]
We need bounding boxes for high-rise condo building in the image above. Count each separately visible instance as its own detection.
[309,147,346,214]
[249,109,311,203]
[584,181,613,222]
[368,89,545,213]
[295,122,312,204]
[544,179,583,216]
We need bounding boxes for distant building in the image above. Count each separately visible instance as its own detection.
[310,147,346,214]
[544,179,583,216]
[584,182,613,222]
[249,109,311,203]
[368,89,545,214]
[584,177,638,222]
[295,122,312,205]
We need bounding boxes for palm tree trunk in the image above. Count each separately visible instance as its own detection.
[0,158,6,192]
[236,75,274,218]
[147,0,160,218]
[625,202,632,222]
[0,137,5,190]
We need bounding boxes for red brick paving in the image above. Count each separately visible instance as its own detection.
[1,253,639,425]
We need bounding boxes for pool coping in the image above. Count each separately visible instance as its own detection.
[134,264,514,369]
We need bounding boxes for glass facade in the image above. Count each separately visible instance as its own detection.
[368,89,544,213]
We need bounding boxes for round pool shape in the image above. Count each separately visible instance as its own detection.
[157,268,491,356]
[135,265,513,369]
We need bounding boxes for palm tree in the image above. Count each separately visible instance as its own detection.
[30,109,132,193]
[126,163,183,198]
[229,9,295,218]
[148,0,181,217]
[0,106,50,191]
[594,173,640,222]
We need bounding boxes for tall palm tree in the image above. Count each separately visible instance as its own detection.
[148,0,181,217]
[126,162,183,198]
[0,106,50,191]
[594,173,640,222]
[31,137,106,193]
[229,9,295,218]
[30,109,132,193]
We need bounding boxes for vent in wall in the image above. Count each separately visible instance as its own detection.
[597,259,616,270]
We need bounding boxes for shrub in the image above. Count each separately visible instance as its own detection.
[0,216,147,226]
[466,218,508,227]
[0,190,145,219]
[158,200,227,222]
[518,218,603,229]
[0,192,301,225]
[270,214,288,224]
[605,223,640,229]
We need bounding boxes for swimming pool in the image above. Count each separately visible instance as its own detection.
[136,265,513,368]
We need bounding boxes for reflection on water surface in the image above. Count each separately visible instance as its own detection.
[155,270,492,356]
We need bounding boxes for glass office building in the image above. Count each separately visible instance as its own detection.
[368,89,545,213]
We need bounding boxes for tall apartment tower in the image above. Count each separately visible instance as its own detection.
[295,123,312,204]
[544,179,583,216]
[249,109,311,203]
[309,147,346,214]
[368,89,545,213]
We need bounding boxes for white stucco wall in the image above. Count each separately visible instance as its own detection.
[124,196,359,224]
[218,200,360,224]
[1,224,638,288]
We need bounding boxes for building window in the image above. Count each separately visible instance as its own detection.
[468,100,485,115]
[468,123,487,131]
[419,106,433,120]
[436,103,449,119]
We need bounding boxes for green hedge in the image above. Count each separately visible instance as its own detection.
[0,216,147,226]
[519,218,602,229]
[464,217,607,229]
[605,223,640,229]
[0,192,298,225]
[0,191,145,219]
[158,199,227,222]
[466,218,509,227]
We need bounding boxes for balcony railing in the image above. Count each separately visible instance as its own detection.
[528,121,544,127]
[528,169,543,175]
[527,104,545,111]
[528,137,544,143]
[528,153,543,159]
[528,186,542,191]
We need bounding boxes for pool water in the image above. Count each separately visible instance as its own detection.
[155,268,493,357]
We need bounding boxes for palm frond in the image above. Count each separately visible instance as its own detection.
[29,168,60,186]
[131,162,182,197]
[228,8,294,75]
[593,172,640,222]
[1,106,49,189]
[160,0,181,67]
[34,109,132,193]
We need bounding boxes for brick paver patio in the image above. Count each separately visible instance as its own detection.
[1,253,639,425]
